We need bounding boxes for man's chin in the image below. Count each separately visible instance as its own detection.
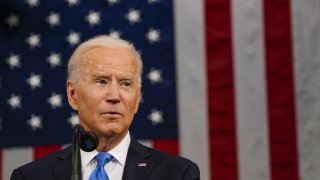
[100,127,126,138]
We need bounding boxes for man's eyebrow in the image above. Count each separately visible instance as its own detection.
[91,73,110,79]
[121,75,134,79]
[120,75,137,80]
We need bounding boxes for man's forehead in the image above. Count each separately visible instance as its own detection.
[81,46,133,58]
[89,64,137,74]
[78,48,137,78]
[84,62,137,77]
[91,71,136,79]
[80,46,137,66]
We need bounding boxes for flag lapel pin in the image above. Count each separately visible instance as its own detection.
[138,162,147,167]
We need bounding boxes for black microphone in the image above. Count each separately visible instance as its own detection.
[71,124,99,180]
[78,126,99,152]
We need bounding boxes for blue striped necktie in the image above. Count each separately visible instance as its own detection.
[89,152,113,180]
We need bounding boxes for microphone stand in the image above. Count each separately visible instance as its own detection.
[71,124,99,180]
[71,125,81,180]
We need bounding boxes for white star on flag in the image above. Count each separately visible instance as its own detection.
[7,54,21,69]
[106,0,119,5]
[27,0,40,7]
[148,109,164,125]
[66,0,79,6]
[6,13,19,28]
[86,10,101,26]
[68,113,79,127]
[147,68,162,84]
[66,31,81,46]
[47,93,63,109]
[108,30,121,39]
[46,12,61,27]
[126,9,141,24]
[140,92,144,104]
[47,52,62,68]
[26,33,41,48]
[7,94,22,110]
[27,114,42,131]
[146,28,160,43]
[26,73,42,90]
[148,0,158,4]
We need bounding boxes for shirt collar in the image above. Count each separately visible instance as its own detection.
[80,132,131,168]
[108,132,130,166]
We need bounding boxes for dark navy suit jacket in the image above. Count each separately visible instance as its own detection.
[10,138,200,180]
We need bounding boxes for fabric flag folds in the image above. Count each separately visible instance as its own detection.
[1,0,320,180]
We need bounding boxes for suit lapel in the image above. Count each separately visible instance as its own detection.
[122,138,154,180]
[50,138,154,180]
[52,146,82,180]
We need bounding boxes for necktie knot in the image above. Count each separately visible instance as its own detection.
[89,152,113,180]
[95,152,113,166]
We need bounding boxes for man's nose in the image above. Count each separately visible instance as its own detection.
[106,82,120,104]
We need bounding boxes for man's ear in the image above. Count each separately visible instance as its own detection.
[66,80,79,111]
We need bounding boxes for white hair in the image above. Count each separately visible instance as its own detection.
[67,35,143,85]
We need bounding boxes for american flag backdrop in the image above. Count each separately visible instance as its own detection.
[1,0,320,180]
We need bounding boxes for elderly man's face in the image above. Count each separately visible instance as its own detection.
[67,47,140,138]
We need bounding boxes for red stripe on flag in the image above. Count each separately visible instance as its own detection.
[263,0,299,179]
[205,0,239,179]
[153,139,179,156]
[33,145,62,160]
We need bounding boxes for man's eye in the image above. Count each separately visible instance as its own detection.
[121,81,132,87]
[96,79,106,85]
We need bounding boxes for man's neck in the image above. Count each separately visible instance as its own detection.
[96,131,128,152]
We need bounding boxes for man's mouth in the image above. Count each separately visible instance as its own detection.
[101,111,123,118]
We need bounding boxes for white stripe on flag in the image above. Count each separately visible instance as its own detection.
[291,0,320,179]
[2,147,33,180]
[231,0,270,180]
[173,1,210,180]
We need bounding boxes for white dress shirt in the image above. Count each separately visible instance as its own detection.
[80,132,131,180]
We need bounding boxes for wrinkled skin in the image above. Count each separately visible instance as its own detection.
[66,47,140,151]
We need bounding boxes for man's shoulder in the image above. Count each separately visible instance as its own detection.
[20,146,71,170]
[129,139,200,179]
[10,146,72,180]
[131,139,196,166]
[152,148,195,166]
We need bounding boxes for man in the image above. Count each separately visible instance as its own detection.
[10,35,200,180]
